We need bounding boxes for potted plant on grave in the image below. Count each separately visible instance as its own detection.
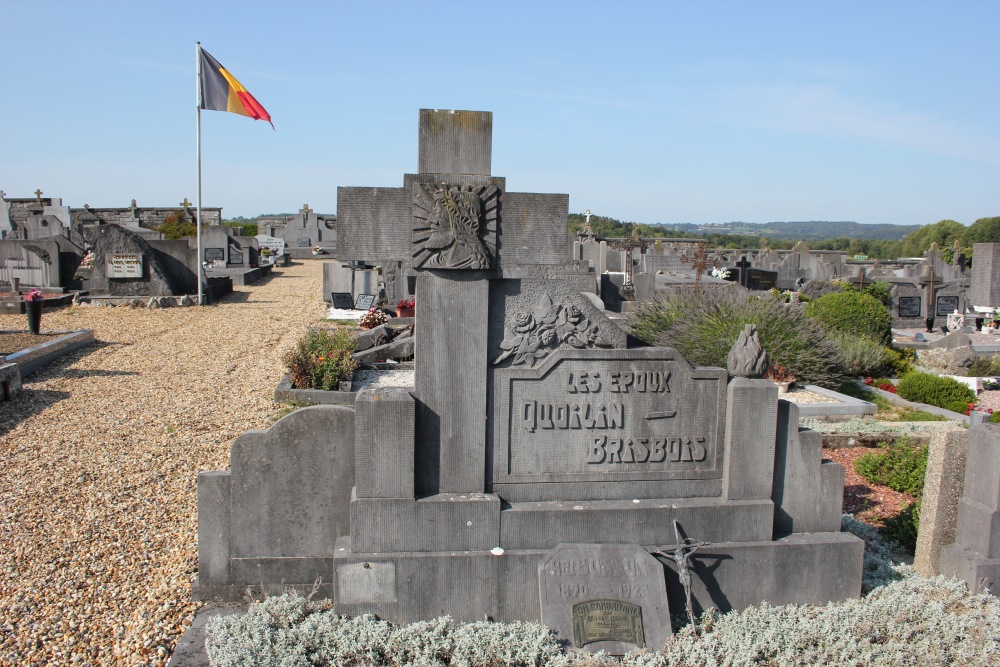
[283,327,359,391]
[24,289,44,335]
[311,245,323,256]
[358,307,388,331]
[396,296,415,318]
[765,363,796,394]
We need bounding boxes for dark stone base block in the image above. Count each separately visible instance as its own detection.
[192,532,865,624]
[500,497,774,549]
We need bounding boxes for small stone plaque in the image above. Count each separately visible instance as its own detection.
[539,543,671,655]
[354,293,375,311]
[204,248,225,262]
[936,295,959,317]
[296,237,312,247]
[106,253,143,279]
[898,296,921,318]
[229,248,244,264]
[331,292,354,309]
[256,235,285,256]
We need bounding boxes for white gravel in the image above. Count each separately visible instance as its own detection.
[352,368,415,390]
[327,307,364,320]
[0,262,327,666]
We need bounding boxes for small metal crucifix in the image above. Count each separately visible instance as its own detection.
[680,242,719,287]
[655,520,711,632]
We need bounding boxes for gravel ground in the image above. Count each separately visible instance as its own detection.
[0,262,326,666]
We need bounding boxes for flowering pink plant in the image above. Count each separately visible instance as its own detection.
[25,289,43,302]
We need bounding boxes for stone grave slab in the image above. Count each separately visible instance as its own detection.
[539,543,671,655]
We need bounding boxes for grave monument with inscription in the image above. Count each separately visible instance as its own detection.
[195,110,863,654]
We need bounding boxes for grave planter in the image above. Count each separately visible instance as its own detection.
[776,381,793,394]
[25,299,43,334]
[396,307,415,318]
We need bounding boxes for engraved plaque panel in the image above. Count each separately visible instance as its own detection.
[572,600,644,648]
[204,248,225,262]
[494,348,727,490]
[539,543,670,655]
[106,253,143,279]
[898,296,921,318]
[936,295,960,317]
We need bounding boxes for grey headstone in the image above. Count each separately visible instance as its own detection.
[971,243,1000,308]
[538,543,671,655]
[418,109,492,176]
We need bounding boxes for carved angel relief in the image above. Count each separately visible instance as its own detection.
[413,183,498,270]
[494,294,613,367]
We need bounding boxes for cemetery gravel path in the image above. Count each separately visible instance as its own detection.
[0,262,327,666]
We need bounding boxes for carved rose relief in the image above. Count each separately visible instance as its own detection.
[413,183,498,270]
[494,294,612,367]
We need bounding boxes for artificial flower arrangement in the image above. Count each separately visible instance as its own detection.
[397,297,415,310]
[24,289,44,302]
[358,307,388,331]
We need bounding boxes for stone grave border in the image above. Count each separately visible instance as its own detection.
[0,292,75,314]
[273,363,415,406]
[793,384,877,417]
[3,329,96,377]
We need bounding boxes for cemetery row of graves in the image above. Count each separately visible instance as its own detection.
[3,110,1000,665]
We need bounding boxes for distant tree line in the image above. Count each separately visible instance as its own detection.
[568,213,1000,262]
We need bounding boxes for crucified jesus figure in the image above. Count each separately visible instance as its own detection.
[655,520,710,633]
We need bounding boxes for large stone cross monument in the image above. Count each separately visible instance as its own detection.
[196,109,863,655]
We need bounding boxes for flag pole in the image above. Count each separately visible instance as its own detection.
[195,41,204,306]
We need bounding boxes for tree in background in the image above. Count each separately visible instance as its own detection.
[961,216,1000,246]
[898,220,965,258]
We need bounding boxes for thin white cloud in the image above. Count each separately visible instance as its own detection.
[711,80,999,165]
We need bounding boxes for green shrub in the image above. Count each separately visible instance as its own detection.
[967,354,1000,377]
[862,281,892,308]
[991,411,1000,424]
[225,221,259,236]
[806,290,893,346]
[891,409,948,422]
[283,327,358,390]
[155,211,198,239]
[881,500,921,554]
[854,439,928,496]
[627,286,845,387]
[827,331,897,378]
[888,346,916,376]
[896,371,977,413]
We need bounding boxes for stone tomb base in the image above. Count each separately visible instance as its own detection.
[195,531,862,626]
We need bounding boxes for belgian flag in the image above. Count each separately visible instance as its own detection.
[199,48,272,127]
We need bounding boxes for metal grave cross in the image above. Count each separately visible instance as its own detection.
[680,241,719,287]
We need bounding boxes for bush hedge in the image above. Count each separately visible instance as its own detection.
[806,290,893,346]
[627,286,844,387]
[895,371,977,414]
[827,331,898,378]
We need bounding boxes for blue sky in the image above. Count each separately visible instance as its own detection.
[2,1,997,226]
